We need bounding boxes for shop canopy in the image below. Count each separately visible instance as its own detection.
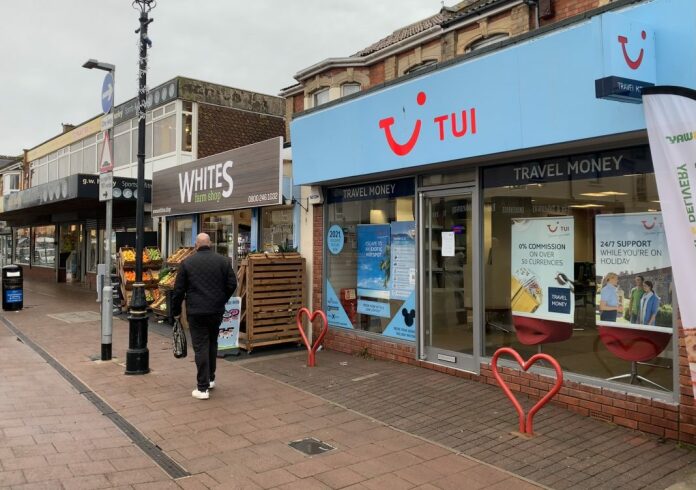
[0,174,152,227]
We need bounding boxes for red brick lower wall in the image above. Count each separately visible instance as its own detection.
[22,266,55,282]
[324,325,696,443]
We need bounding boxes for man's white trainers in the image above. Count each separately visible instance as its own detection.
[192,389,209,400]
[209,381,215,390]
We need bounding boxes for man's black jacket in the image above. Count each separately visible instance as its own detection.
[171,247,237,318]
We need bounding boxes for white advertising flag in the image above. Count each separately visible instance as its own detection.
[643,86,696,393]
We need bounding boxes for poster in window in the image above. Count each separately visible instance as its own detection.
[390,221,416,301]
[511,217,574,323]
[595,213,672,328]
[357,224,390,293]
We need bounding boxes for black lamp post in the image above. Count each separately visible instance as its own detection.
[125,0,156,375]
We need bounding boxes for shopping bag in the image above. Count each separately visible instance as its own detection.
[173,318,187,358]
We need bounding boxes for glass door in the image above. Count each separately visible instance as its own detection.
[419,187,480,373]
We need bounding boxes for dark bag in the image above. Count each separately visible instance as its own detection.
[173,318,187,358]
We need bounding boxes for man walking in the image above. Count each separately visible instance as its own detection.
[172,233,237,400]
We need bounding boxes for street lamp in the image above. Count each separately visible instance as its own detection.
[82,58,115,362]
[125,0,156,375]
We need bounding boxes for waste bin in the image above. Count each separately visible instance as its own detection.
[2,265,23,311]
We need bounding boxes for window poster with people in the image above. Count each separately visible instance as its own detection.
[595,213,673,328]
[511,217,575,323]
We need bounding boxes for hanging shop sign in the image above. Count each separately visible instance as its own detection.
[511,217,575,323]
[151,137,283,217]
[595,14,656,103]
[594,212,672,328]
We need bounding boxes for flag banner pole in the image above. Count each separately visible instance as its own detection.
[643,86,696,396]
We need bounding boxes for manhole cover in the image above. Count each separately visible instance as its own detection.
[288,437,335,456]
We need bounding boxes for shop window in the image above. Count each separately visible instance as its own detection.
[169,217,193,252]
[83,144,96,173]
[58,153,70,179]
[131,127,153,163]
[70,149,83,175]
[181,113,192,152]
[15,228,30,265]
[313,88,330,107]
[32,225,56,268]
[86,229,98,273]
[404,59,438,75]
[261,206,294,252]
[465,33,509,53]
[114,131,130,167]
[153,114,176,157]
[482,146,674,393]
[326,178,417,341]
[341,83,361,97]
[3,173,20,193]
[201,212,235,259]
[48,160,58,182]
[39,165,48,185]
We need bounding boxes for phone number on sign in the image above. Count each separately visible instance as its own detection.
[248,192,279,203]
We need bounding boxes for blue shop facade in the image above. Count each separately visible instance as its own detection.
[291,0,696,408]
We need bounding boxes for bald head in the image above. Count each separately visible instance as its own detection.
[195,233,211,249]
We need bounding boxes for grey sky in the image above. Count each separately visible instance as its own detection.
[0,1,440,155]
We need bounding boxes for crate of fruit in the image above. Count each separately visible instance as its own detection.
[158,269,177,290]
[167,247,194,267]
[122,270,136,290]
[144,247,163,269]
[120,247,136,269]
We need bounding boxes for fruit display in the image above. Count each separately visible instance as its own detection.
[146,247,161,261]
[167,247,194,265]
[121,248,136,263]
[124,270,136,282]
[158,270,177,288]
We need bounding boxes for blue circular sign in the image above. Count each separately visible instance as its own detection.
[101,72,114,114]
[327,225,345,255]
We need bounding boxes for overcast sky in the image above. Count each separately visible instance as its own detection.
[0,1,441,155]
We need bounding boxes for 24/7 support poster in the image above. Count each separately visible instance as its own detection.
[595,213,672,328]
[511,217,575,323]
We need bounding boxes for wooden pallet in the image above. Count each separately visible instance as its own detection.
[236,253,305,352]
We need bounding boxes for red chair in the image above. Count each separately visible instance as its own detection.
[512,314,574,351]
[598,325,672,390]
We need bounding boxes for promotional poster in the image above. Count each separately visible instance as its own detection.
[511,217,575,323]
[594,213,672,329]
[218,296,241,351]
[389,221,416,301]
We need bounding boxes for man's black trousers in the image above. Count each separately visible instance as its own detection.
[188,314,223,391]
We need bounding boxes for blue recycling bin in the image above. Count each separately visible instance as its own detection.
[2,265,23,311]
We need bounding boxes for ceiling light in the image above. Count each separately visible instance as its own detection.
[569,204,605,209]
[579,191,628,197]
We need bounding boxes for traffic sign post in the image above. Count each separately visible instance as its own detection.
[102,72,114,114]
[99,172,113,202]
[99,131,114,174]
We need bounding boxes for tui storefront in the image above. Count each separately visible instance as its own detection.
[290,0,696,441]
[0,174,152,287]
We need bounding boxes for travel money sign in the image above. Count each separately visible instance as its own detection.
[151,137,283,217]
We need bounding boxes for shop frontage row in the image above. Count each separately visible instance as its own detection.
[290,0,696,442]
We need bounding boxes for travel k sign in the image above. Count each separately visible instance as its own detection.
[643,87,696,396]
[595,13,656,103]
[151,137,282,217]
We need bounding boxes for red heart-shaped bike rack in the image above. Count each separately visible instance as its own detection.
[296,308,328,367]
[491,347,563,435]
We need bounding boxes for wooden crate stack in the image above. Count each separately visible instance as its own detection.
[236,252,305,352]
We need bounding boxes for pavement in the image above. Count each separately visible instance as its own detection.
[0,278,541,489]
[0,278,695,489]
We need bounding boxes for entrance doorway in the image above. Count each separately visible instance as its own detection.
[419,187,480,373]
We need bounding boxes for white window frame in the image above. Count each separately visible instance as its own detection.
[313,88,330,107]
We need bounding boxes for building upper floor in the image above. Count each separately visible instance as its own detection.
[22,77,286,187]
[280,0,615,130]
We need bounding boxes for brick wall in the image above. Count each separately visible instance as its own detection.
[312,204,323,313]
[369,62,385,87]
[197,103,286,159]
[323,322,696,444]
[543,0,601,25]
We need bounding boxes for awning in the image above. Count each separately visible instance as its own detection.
[0,174,152,227]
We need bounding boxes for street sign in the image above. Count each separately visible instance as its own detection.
[99,131,114,174]
[101,72,114,114]
[101,113,114,131]
[99,172,113,202]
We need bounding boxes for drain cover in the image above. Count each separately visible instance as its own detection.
[288,437,335,455]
